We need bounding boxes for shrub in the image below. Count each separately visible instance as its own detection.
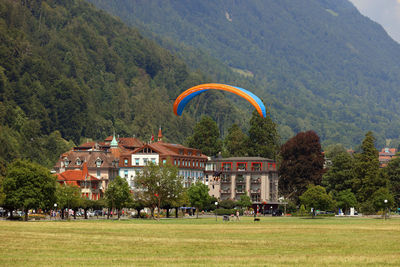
[7,216,22,221]
[216,208,243,216]
[29,214,47,220]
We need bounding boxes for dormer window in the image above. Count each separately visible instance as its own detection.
[76,158,82,166]
[96,158,102,167]
[64,157,70,168]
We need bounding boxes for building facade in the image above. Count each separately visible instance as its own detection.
[53,137,120,197]
[119,129,208,189]
[55,162,102,200]
[379,147,397,167]
[205,157,279,209]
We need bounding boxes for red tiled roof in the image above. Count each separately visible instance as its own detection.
[104,136,143,149]
[56,162,99,182]
[129,141,208,159]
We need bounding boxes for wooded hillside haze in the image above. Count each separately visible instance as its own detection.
[89,0,400,148]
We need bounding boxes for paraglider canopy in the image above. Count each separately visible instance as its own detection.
[173,83,266,117]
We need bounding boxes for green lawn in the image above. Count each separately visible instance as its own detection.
[0,217,399,266]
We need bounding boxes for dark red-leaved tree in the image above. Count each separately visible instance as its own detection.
[278,131,325,203]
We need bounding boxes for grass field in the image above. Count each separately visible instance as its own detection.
[0,216,399,266]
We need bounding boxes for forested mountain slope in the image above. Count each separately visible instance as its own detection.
[0,0,246,168]
[89,0,400,148]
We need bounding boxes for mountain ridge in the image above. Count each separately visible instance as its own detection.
[88,0,400,148]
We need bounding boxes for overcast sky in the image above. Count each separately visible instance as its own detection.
[349,0,400,43]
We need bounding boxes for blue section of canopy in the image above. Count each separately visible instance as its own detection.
[176,89,208,116]
[233,85,266,118]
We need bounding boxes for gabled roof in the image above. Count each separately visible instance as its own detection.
[56,163,99,181]
[129,141,208,159]
[104,136,143,148]
[54,150,118,169]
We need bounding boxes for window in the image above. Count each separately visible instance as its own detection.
[97,169,100,178]
[237,162,247,171]
[151,158,156,164]
[76,158,82,166]
[96,158,102,167]
[236,174,245,183]
[135,158,139,165]
[124,158,128,166]
[179,149,183,155]
[124,170,128,178]
[188,151,192,156]
[64,158,69,168]
[143,158,148,165]
[252,162,262,171]
[162,159,167,164]
[222,162,232,171]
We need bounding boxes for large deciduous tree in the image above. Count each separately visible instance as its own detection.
[247,110,279,159]
[187,182,210,218]
[55,183,81,220]
[299,185,334,218]
[135,162,183,220]
[105,176,132,219]
[186,116,222,157]
[278,131,325,203]
[335,189,357,215]
[3,159,56,221]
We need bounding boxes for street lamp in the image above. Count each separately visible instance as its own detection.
[270,206,273,216]
[54,203,57,220]
[384,199,388,220]
[215,201,218,221]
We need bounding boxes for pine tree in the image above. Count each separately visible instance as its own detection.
[247,109,279,159]
[224,124,248,157]
[186,116,222,157]
[352,131,387,203]
[322,151,355,193]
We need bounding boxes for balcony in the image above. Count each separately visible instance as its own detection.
[250,189,261,194]
[220,189,231,194]
[251,178,261,184]
[236,179,245,184]
[221,179,231,184]
[235,190,245,194]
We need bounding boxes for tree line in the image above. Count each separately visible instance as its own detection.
[278,131,398,215]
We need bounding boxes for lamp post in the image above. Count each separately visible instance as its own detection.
[384,199,388,220]
[270,206,273,216]
[54,203,57,220]
[215,201,218,221]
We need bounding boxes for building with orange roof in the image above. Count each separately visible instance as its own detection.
[119,128,208,188]
[379,147,398,167]
[53,135,120,194]
[55,162,102,200]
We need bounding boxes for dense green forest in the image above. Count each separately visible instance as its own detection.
[0,0,248,169]
[89,0,400,148]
